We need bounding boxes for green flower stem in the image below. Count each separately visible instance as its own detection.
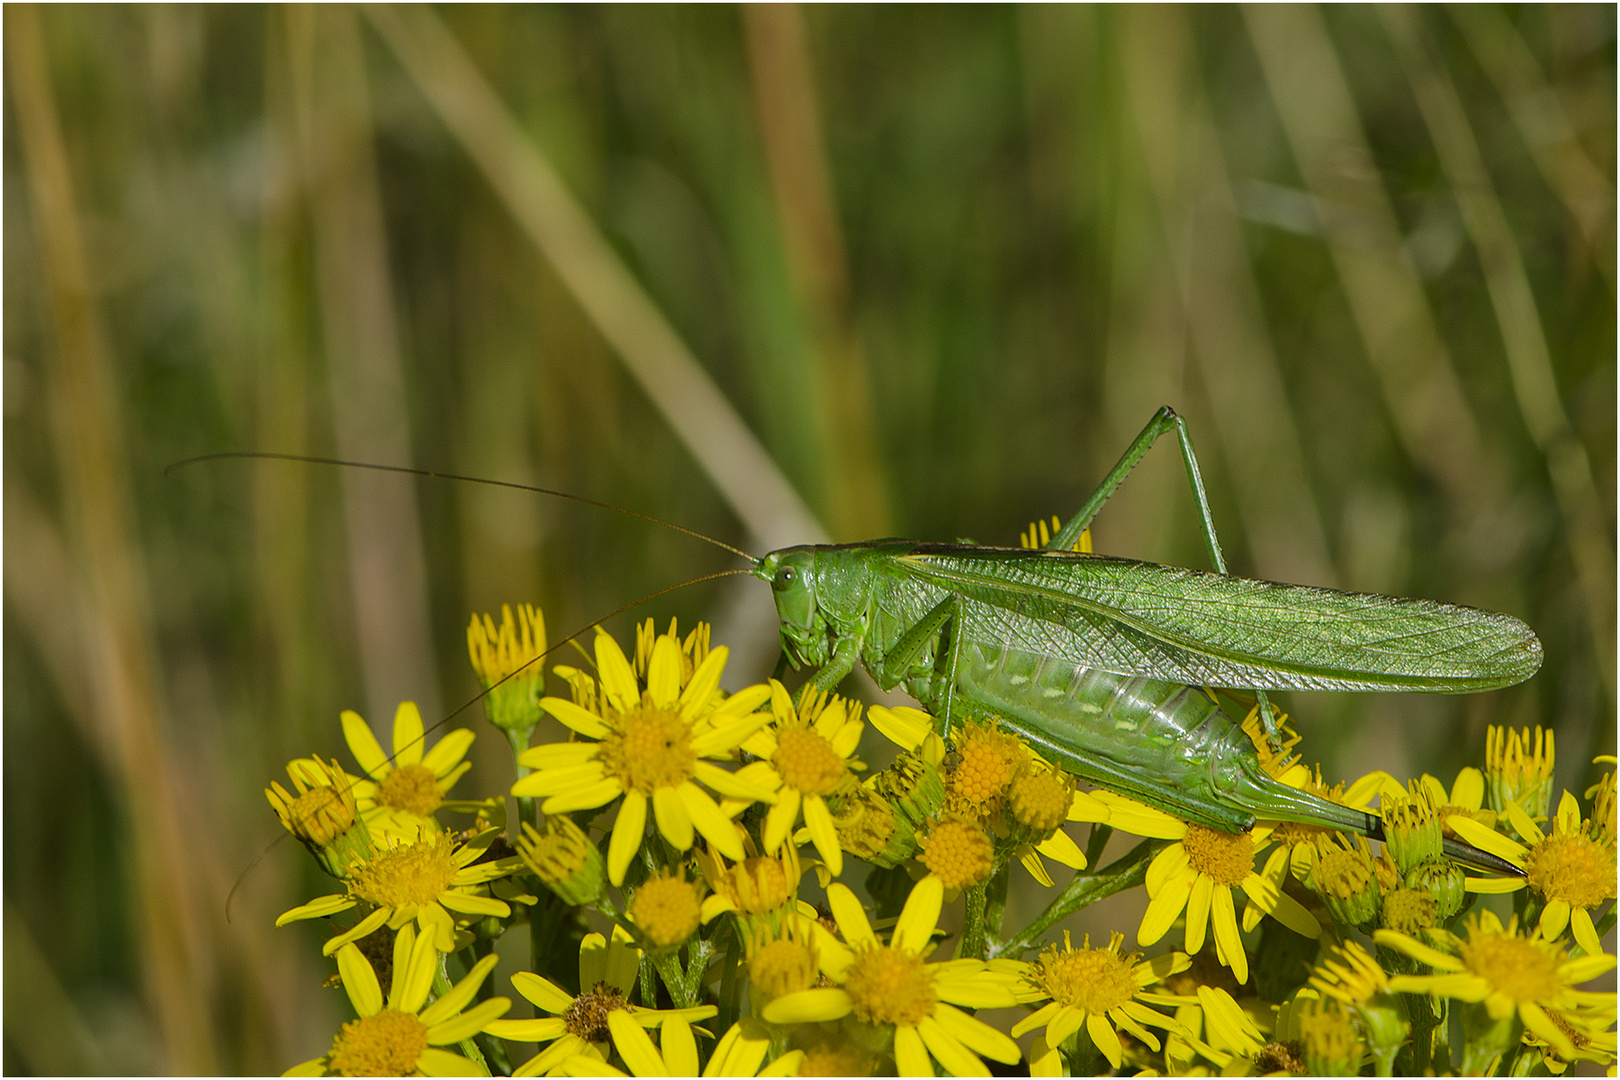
[959,882,989,960]
[435,957,490,1076]
[506,729,537,829]
[650,941,713,1011]
[639,954,660,1008]
[984,860,1011,942]
[993,839,1156,958]
[1083,823,1114,868]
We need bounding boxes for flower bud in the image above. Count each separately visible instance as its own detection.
[517,815,605,906]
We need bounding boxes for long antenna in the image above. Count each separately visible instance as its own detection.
[167,450,760,564]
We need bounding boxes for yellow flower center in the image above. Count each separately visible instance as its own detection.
[949,725,1024,813]
[774,727,847,796]
[726,857,791,915]
[629,874,702,948]
[379,764,443,818]
[1317,845,1375,900]
[747,935,819,1000]
[350,834,460,908]
[290,785,356,846]
[1459,928,1564,1002]
[327,1008,428,1077]
[1380,887,1436,934]
[1182,825,1255,887]
[918,819,994,889]
[564,983,628,1043]
[1009,769,1072,834]
[1526,832,1616,910]
[844,945,937,1028]
[599,704,696,795]
[1033,937,1138,1014]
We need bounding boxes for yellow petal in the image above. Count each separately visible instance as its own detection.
[659,1016,698,1076]
[608,792,648,886]
[1138,873,1191,947]
[803,796,843,878]
[761,988,852,1024]
[1572,907,1606,958]
[1035,828,1086,870]
[645,635,682,709]
[392,926,441,1014]
[678,648,729,719]
[392,701,426,767]
[827,883,877,949]
[1372,930,1466,971]
[427,996,511,1045]
[893,1024,934,1077]
[607,1009,665,1076]
[595,631,640,714]
[1239,873,1321,939]
[579,933,609,988]
[538,698,611,740]
[1519,1000,1577,1060]
[1448,815,1528,865]
[867,705,930,751]
[1087,1011,1123,1069]
[605,926,642,995]
[1184,874,1212,956]
[764,787,802,852]
[933,1002,1021,1064]
[422,728,476,776]
[894,875,944,953]
[341,709,389,779]
[510,972,574,1015]
[336,943,383,1017]
[1019,848,1054,887]
[915,1015,986,1076]
[1211,886,1247,984]
[680,782,744,861]
[1146,842,1190,896]
[417,1047,481,1076]
[1451,767,1484,810]
[653,785,694,851]
[538,778,623,813]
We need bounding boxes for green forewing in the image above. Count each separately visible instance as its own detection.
[896,545,1542,693]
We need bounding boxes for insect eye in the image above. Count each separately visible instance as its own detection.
[773,566,796,591]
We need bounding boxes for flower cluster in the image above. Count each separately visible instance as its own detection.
[266,598,1616,1076]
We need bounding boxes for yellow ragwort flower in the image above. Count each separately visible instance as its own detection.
[1450,790,1617,956]
[341,702,475,842]
[513,627,775,885]
[485,926,716,1077]
[1011,931,1189,1071]
[731,683,864,876]
[283,924,509,1077]
[1375,909,1617,1061]
[1138,815,1321,985]
[276,828,518,955]
[761,876,1023,1075]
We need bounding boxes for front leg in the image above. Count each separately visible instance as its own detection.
[875,594,964,739]
[805,634,862,695]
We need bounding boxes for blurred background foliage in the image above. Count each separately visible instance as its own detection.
[3,4,1612,1073]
